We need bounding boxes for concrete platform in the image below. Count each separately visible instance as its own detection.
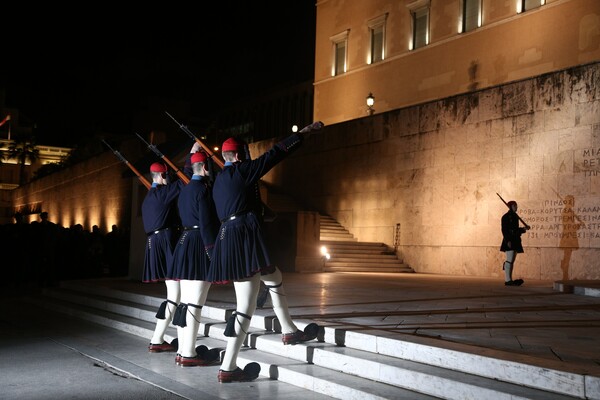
[1,272,600,399]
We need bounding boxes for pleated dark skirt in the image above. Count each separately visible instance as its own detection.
[207,212,270,283]
[168,229,211,280]
[500,237,524,253]
[142,230,174,283]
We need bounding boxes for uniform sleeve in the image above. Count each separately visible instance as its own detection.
[240,133,304,185]
[182,153,193,179]
[163,181,184,204]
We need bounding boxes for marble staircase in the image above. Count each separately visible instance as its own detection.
[266,189,413,273]
[25,280,594,400]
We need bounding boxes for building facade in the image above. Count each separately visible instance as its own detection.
[313,0,599,125]
[4,0,600,280]
[258,0,599,279]
[0,140,72,224]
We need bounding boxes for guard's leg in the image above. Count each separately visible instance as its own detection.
[504,251,515,283]
[262,267,320,345]
[150,279,180,350]
[261,268,297,333]
[178,280,216,366]
[510,253,524,285]
[220,274,260,373]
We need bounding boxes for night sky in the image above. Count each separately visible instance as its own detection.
[0,2,316,147]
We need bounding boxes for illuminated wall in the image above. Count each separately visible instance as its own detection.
[10,151,134,233]
[313,0,600,127]
[259,62,600,280]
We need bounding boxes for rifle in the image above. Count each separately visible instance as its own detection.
[166,111,275,220]
[134,132,190,184]
[164,111,224,169]
[496,193,530,229]
[102,140,152,190]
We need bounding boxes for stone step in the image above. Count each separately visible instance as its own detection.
[262,188,408,274]
[320,235,358,242]
[320,230,354,236]
[323,248,396,255]
[320,227,352,233]
[236,351,439,399]
[29,280,590,400]
[320,237,411,272]
[327,256,406,263]
[28,287,433,399]
[324,265,413,273]
[320,221,347,226]
[321,240,393,248]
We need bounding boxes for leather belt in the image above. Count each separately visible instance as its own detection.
[147,227,169,236]
[220,209,251,224]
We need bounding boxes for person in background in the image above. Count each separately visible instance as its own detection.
[208,121,324,383]
[38,211,59,287]
[168,150,221,367]
[143,142,198,353]
[500,200,529,286]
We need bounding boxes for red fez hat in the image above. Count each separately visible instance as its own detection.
[150,162,168,173]
[222,137,245,152]
[191,151,207,164]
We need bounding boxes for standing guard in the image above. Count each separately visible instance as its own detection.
[167,151,221,367]
[208,121,324,383]
[143,142,198,353]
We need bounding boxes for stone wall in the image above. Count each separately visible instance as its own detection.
[11,151,134,233]
[9,62,599,281]
[258,62,600,280]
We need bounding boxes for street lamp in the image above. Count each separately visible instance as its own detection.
[366,92,375,115]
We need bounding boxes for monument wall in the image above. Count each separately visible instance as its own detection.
[258,62,600,280]
[11,151,133,233]
[8,62,599,281]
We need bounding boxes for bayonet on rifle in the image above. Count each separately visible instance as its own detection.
[496,192,530,230]
[165,111,276,222]
[102,139,151,190]
[134,132,190,184]
[164,111,224,168]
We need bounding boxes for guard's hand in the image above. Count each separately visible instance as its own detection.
[191,142,202,153]
[299,121,325,137]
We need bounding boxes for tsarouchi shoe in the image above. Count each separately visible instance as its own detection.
[179,346,220,367]
[505,280,523,286]
[282,323,320,345]
[218,362,261,383]
[175,354,182,365]
[179,354,220,367]
[148,341,177,353]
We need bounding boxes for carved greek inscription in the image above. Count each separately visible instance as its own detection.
[582,148,600,176]
[521,197,600,240]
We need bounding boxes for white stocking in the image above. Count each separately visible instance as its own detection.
[221,274,260,371]
[261,268,297,334]
[151,279,180,344]
[179,280,211,357]
[504,251,516,282]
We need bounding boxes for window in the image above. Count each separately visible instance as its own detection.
[520,0,544,13]
[368,14,387,64]
[407,0,430,50]
[462,0,481,33]
[331,30,349,76]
